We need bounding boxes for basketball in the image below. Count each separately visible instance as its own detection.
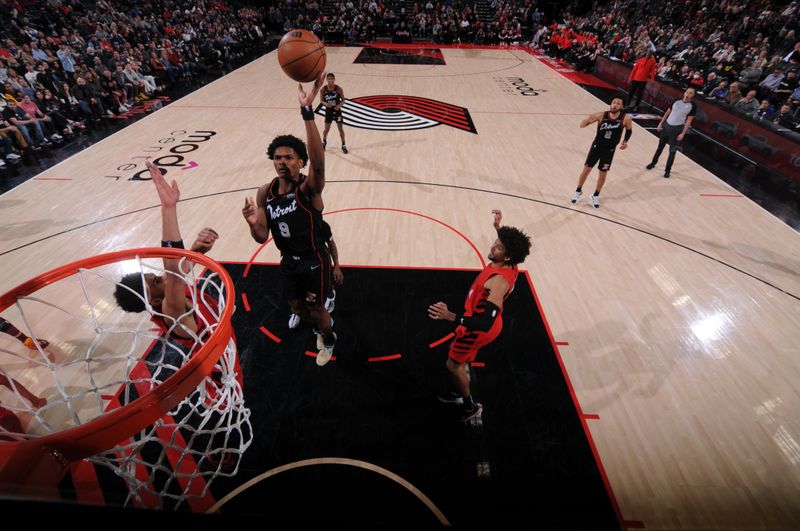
[277,29,327,83]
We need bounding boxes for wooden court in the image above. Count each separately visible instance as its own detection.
[1,44,799,529]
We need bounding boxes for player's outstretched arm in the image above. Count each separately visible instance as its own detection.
[146,161,192,325]
[299,72,326,195]
[580,111,603,128]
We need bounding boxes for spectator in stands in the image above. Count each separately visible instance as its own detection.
[772,103,798,128]
[724,82,744,105]
[735,90,761,115]
[738,59,764,90]
[752,100,776,121]
[774,69,798,101]
[72,76,110,119]
[758,67,785,99]
[709,80,730,100]
[2,99,47,148]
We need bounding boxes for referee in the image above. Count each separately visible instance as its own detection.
[646,87,697,178]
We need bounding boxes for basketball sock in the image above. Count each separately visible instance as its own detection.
[575,186,582,192]
[463,395,474,409]
[593,190,600,196]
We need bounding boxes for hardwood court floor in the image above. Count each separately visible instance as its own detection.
[0,45,799,529]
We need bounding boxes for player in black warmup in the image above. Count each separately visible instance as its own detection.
[570,95,633,208]
[319,73,347,154]
[242,72,338,366]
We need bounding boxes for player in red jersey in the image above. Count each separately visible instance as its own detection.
[0,373,46,440]
[428,210,531,422]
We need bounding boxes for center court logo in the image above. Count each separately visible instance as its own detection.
[493,77,545,96]
[314,96,477,134]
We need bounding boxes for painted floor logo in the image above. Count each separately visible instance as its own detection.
[315,96,477,134]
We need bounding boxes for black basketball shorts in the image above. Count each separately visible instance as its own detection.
[585,144,617,171]
[279,252,332,306]
[325,107,343,124]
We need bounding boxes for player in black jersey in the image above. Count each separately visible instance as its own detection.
[242,72,338,366]
[319,73,347,154]
[570,95,633,208]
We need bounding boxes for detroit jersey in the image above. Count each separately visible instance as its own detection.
[322,85,343,107]
[264,175,327,258]
[593,110,626,150]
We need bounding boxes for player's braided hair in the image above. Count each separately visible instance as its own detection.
[497,226,532,265]
[267,134,309,166]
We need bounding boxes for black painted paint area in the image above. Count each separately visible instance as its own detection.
[354,47,446,65]
[209,263,618,528]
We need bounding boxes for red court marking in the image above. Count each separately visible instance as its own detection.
[100,394,115,400]
[699,194,743,198]
[305,350,337,362]
[523,270,627,531]
[245,207,486,274]
[584,414,600,420]
[429,332,455,349]
[555,341,569,346]
[470,362,485,367]
[367,354,402,362]
[33,177,72,181]
[242,292,251,312]
[259,326,282,344]
[624,521,646,529]
[70,460,104,505]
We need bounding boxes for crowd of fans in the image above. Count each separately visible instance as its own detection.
[0,0,268,170]
[268,0,543,46]
[536,0,800,131]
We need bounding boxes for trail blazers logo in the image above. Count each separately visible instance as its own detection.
[314,95,477,134]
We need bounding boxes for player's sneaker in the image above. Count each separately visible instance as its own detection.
[663,171,671,178]
[460,403,483,422]
[316,332,337,366]
[341,144,348,154]
[324,289,336,313]
[288,313,300,329]
[591,194,600,208]
[6,153,21,160]
[313,318,334,350]
[322,139,327,150]
[570,191,581,204]
[646,162,656,170]
[437,391,464,405]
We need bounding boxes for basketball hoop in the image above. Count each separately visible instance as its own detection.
[0,248,251,509]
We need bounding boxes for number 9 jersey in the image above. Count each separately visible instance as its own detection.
[264,174,328,260]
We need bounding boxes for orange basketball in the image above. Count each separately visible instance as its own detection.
[277,29,327,83]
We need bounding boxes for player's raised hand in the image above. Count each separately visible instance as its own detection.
[191,227,219,254]
[492,209,503,229]
[147,161,179,208]
[242,197,259,226]
[298,71,325,107]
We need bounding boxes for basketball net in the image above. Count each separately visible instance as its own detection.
[0,249,252,510]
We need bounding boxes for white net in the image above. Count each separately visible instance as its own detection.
[0,251,252,510]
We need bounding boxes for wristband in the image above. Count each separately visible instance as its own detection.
[161,239,185,249]
[624,128,632,142]
[301,105,315,121]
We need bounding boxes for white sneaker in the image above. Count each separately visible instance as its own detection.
[570,191,581,204]
[106,110,114,116]
[6,153,21,160]
[314,318,334,350]
[118,105,129,112]
[50,134,63,141]
[316,332,337,366]
[0,159,5,168]
[324,289,336,313]
[288,313,300,329]
[591,194,600,208]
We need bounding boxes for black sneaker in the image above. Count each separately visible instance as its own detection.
[460,403,483,422]
[341,144,348,154]
[437,391,464,405]
[322,139,327,150]
[663,171,670,178]
[646,162,655,170]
